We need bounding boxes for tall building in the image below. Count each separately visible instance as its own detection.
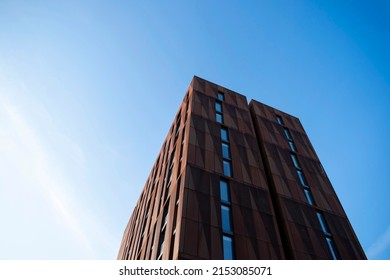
[117,76,366,260]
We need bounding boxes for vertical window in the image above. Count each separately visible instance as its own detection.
[284,128,293,141]
[168,233,175,260]
[216,112,223,123]
[162,204,169,230]
[276,115,284,125]
[317,212,330,235]
[141,211,149,238]
[297,170,307,186]
[288,141,297,152]
[221,127,229,142]
[158,203,169,260]
[166,151,175,187]
[303,189,315,205]
[220,180,230,203]
[317,212,339,259]
[175,115,181,140]
[223,160,232,177]
[157,230,165,260]
[222,235,234,260]
[215,101,222,113]
[175,180,181,205]
[222,143,231,159]
[218,92,224,101]
[219,176,234,260]
[221,205,232,233]
[148,225,156,259]
[291,154,301,169]
[167,171,173,186]
[326,237,339,260]
[169,151,175,169]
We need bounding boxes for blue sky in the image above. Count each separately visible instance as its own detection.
[0,0,389,259]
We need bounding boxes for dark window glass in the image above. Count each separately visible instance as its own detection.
[317,212,330,235]
[148,225,156,259]
[216,102,222,113]
[284,128,293,141]
[222,235,234,260]
[304,188,315,205]
[175,127,180,139]
[177,161,181,178]
[168,231,176,259]
[326,237,339,260]
[291,154,301,169]
[221,127,229,142]
[218,92,224,101]
[167,170,173,185]
[175,116,181,139]
[222,143,231,159]
[216,112,223,123]
[297,170,307,186]
[181,128,186,144]
[169,151,175,169]
[288,141,297,152]
[157,230,165,260]
[276,115,284,125]
[221,205,232,233]
[162,205,169,229]
[223,160,232,177]
[220,180,230,203]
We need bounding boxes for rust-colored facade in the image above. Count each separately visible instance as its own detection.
[118,76,366,260]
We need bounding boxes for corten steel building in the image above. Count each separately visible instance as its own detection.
[117,76,366,260]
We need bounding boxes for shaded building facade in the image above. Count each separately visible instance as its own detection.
[118,76,366,260]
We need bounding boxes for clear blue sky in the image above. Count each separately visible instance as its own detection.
[0,0,389,259]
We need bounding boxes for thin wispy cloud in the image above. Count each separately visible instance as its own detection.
[1,102,90,245]
[0,98,114,258]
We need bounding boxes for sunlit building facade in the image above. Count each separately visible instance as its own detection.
[118,76,366,260]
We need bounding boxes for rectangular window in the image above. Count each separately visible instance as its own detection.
[288,141,297,152]
[221,205,233,233]
[221,127,229,142]
[284,128,293,141]
[218,92,224,101]
[297,170,307,186]
[162,205,169,230]
[157,230,165,260]
[176,183,181,205]
[169,151,175,169]
[291,154,301,169]
[168,231,176,260]
[317,212,331,235]
[303,188,315,205]
[178,143,183,178]
[167,170,173,186]
[222,143,231,159]
[220,180,230,203]
[148,225,156,259]
[222,235,234,260]
[175,116,181,139]
[326,237,339,260]
[215,102,222,113]
[223,160,232,177]
[216,112,223,123]
[175,127,180,139]
[276,115,284,125]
